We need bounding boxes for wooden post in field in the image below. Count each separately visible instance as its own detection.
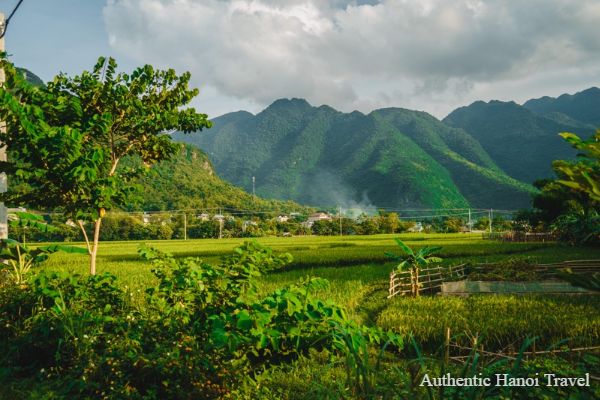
[0,12,7,239]
[444,327,450,364]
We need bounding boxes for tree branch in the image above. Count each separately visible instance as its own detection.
[77,220,92,255]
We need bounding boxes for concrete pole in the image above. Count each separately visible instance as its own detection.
[468,208,472,233]
[0,12,8,239]
[183,212,187,240]
[338,206,342,236]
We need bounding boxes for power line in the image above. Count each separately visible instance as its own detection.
[0,0,25,39]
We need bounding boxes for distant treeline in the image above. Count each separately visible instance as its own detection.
[10,212,513,242]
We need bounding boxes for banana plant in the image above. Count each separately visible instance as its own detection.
[385,238,443,297]
[0,212,87,286]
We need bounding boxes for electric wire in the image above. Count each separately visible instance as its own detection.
[0,0,25,39]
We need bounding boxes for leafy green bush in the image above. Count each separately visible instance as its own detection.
[552,210,600,245]
[0,241,402,399]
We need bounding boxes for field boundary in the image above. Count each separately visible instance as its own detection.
[482,231,557,242]
[388,264,465,298]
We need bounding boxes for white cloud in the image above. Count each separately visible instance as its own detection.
[103,0,600,118]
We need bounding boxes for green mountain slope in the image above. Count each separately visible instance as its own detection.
[524,87,600,127]
[175,99,533,209]
[129,144,309,213]
[372,108,533,208]
[16,68,44,87]
[443,100,594,184]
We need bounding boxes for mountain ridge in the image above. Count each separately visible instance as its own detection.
[175,98,540,209]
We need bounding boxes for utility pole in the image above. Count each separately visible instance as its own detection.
[488,209,492,234]
[0,12,7,239]
[339,206,342,237]
[252,176,255,200]
[183,212,187,240]
[468,208,472,233]
[218,207,223,239]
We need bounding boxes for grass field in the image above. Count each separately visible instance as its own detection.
[7,233,600,398]
[39,233,600,349]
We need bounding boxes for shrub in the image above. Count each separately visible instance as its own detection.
[0,241,402,398]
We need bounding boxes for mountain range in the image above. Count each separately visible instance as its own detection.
[19,66,599,211]
[174,87,599,210]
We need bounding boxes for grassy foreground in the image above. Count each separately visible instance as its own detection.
[20,234,600,398]
[40,233,600,341]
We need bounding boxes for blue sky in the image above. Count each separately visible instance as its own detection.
[5,0,600,119]
[8,1,119,80]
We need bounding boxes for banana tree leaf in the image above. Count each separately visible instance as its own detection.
[12,211,45,221]
[38,244,88,254]
[10,218,58,232]
[393,238,414,256]
[384,251,401,261]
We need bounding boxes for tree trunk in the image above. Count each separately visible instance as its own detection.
[89,218,102,275]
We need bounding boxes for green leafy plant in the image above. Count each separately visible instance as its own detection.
[0,241,403,398]
[554,130,600,202]
[0,54,211,274]
[0,212,87,285]
[386,238,443,297]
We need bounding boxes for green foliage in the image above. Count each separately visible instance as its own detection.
[0,212,87,285]
[552,209,600,245]
[0,55,211,273]
[378,295,600,351]
[16,67,45,87]
[130,144,311,213]
[523,129,600,245]
[554,130,600,202]
[443,217,463,233]
[0,241,402,398]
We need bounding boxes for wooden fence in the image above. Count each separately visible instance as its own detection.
[470,259,600,277]
[482,231,557,242]
[443,328,600,367]
[388,264,465,298]
[532,259,600,276]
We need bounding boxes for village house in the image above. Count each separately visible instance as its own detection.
[304,212,332,228]
[276,215,290,223]
[196,213,210,221]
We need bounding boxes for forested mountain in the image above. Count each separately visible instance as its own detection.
[524,87,600,127]
[16,68,44,87]
[444,99,595,184]
[174,99,534,209]
[129,144,309,213]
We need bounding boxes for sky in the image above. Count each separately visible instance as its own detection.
[5,0,600,119]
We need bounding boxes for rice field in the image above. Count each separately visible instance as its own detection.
[37,233,600,350]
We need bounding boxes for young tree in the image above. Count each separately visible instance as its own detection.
[0,56,211,274]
